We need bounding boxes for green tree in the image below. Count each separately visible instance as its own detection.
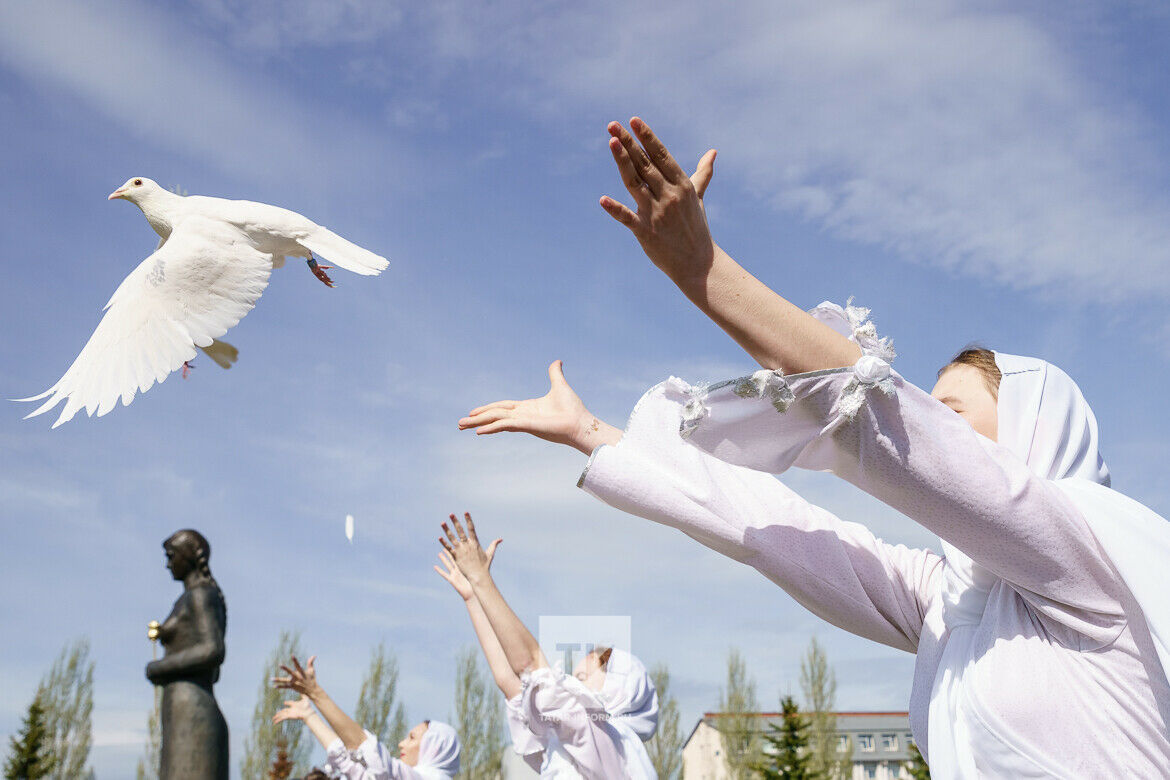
[388,702,409,753]
[451,647,504,780]
[754,695,811,780]
[134,687,162,780]
[904,742,931,780]
[4,693,56,779]
[354,642,406,746]
[241,631,313,780]
[39,638,93,779]
[645,663,682,780]
[718,648,761,779]
[799,638,850,780]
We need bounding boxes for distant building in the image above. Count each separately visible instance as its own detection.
[683,711,915,780]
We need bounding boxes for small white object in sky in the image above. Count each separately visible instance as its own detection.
[345,514,355,543]
[17,177,389,428]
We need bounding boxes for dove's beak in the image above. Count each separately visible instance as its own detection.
[108,189,127,200]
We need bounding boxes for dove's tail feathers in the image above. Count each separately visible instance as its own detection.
[301,229,388,276]
[200,339,239,370]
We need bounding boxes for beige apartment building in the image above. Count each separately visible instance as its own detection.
[683,711,916,780]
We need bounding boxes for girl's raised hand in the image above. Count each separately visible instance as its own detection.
[458,361,621,455]
[435,539,501,601]
[440,513,495,585]
[271,655,321,700]
[272,695,314,725]
[600,117,718,286]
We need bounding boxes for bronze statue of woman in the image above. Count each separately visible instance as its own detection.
[145,529,229,779]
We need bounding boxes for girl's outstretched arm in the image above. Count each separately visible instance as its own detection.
[441,513,548,676]
[272,655,367,750]
[434,542,523,699]
[600,117,860,374]
[458,360,620,454]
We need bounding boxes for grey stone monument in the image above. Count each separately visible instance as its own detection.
[145,529,229,779]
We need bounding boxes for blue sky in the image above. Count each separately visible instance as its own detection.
[1,0,1168,775]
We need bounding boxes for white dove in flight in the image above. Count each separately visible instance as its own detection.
[18,177,388,428]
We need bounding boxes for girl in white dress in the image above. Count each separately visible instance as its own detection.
[272,655,461,779]
[458,118,1170,777]
[436,512,658,779]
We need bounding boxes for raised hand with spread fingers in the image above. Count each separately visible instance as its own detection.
[434,539,500,602]
[272,655,366,750]
[434,525,522,699]
[439,513,548,677]
[599,117,717,286]
[600,117,859,374]
[272,695,341,750]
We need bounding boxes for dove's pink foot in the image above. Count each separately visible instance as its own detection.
[307,256,335,288]
[182,361,194,379]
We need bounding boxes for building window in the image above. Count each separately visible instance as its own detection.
[858,734,875,752]
[836,735,849,752]
[863,762,878,779]
[881,733,898,751]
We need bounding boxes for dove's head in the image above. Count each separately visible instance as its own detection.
[108,177,165,204]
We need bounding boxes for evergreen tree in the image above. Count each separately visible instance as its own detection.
[4,694,56,779]
[354,642,404,746]
[904,742,931,780]
[718,648,761,779]
[754,695,811,780]
[645,663,682,780]
[800,637,849,780]
[39,638,93,779]
[134,687,162,780]
[451,647,504,779]
[241,631,313,779]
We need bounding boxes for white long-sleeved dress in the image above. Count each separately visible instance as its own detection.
[577,368,1170,777]
[504,667,639,779]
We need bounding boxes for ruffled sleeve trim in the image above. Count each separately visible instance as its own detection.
[679,298,896,435]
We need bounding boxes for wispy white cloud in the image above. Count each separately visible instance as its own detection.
[188,0,405,52]
[412,0,1170,301]
[0,0,399,186]
[0,476,94,512]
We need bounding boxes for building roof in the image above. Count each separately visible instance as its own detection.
[686,711,912,748]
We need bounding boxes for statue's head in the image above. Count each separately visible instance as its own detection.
[163,529,212,583]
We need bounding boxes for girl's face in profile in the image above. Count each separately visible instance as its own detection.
[573,650,608,692]
[932,364,998,442]
[398,721,429,766]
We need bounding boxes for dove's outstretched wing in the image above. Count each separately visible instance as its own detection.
[18,217,272,427]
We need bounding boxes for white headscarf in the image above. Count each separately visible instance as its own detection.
[937,352,1113,631]
[596,648,658,779]
[994,352,1110,485]
[930,351,1170,778]
[992,352,1170,675]
[414,720,460,780]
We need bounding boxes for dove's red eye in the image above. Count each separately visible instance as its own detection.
[133,179,143,186]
